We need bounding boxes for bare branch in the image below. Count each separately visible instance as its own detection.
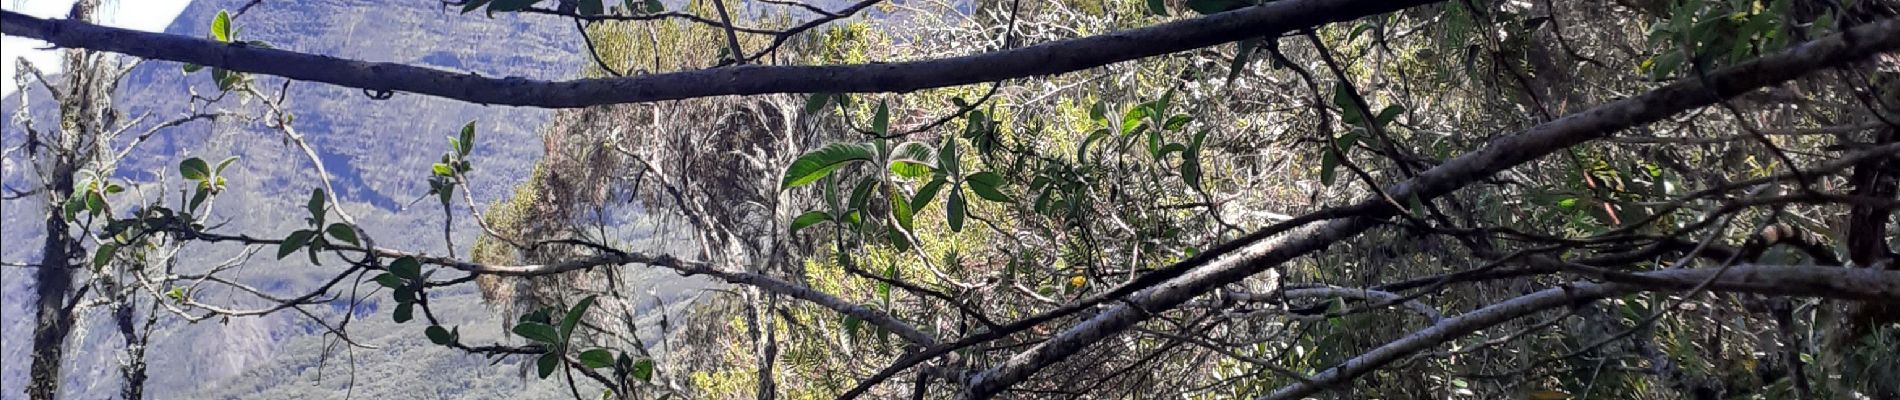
[1,0,1442,108]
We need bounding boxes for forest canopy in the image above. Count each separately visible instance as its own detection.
[3,0,1899,398]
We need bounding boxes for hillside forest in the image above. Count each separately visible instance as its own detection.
[2,0,1899,398]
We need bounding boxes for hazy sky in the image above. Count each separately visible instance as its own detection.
[2,0,194,96]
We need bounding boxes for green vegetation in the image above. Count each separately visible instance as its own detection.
[4,0,1898,398]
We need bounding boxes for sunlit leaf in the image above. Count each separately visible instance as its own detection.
[458,121,476,156]
[891,193,915,231]
[888,141,936,178]
[211,10,232,43]
[781,143,875,189]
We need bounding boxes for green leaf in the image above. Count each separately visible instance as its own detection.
[1157,143,1188,159]
[946,191,966,232]
[965,172,1013,202]
[434,179,455,207]
[1155,88,1176,118]
[462,0,492,13]
[426,325,454,345]
[458,121,476,156]
[641,0,663,13]
[1230,39,1259,81]
[911,178,945,211]
[849,177,877,212]
[215,156,241,174]
[871,101,890,136]
[489,0,544,13]
[1119,104,1150,136]
[579,0,605,15]
[85,190,107,216]
[394,287,417,304]
[1186,0,1247,15]
[389,256,423,280]
[887,227,911,251]
[937,137,960,176]
[1374,105,1404,128]
[781,143,876,189]
[891,193,915,231]
[1078,129,1110,164]
[560,295,598,338]
[180,158,211,181]
[433,163,455,177]
[373,273,404,289]
[211,10,232,43]
[307,188,327,222]
[843,315,863,341]
[630,358,655,381]
[1647,51,1685,80]
[888,141,936,178]
[393,302,414,323]
[182,63,203,74]
[1333,82,1368,125]
[277,229,316,259]
[1183,128,1209,187]
[93,244,118,268]
[1163,114,1193,131]
[804,93,831,115]
[166,287,186,302]
[59,195,82,223]
[1319,131,1360,187]
[877,264,896,306]
[325,223,359,246]
[211,68,241,91]
[789,211,831,235]
[536,352,560,379]
[578,349,615,368]
[188,188,209,213]
[514,322,562,344]
[1147,0,1169,15]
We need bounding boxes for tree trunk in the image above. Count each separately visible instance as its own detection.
[26,2,101,398]
[27,171,78,400]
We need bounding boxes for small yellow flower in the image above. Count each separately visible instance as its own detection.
[1069,275,1087,288]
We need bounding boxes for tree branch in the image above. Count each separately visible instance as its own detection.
[0,0,1440,108]
[962,17,1900,398]
[1259,265,1900,400]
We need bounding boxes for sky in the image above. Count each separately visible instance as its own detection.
[1,0,194,96]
